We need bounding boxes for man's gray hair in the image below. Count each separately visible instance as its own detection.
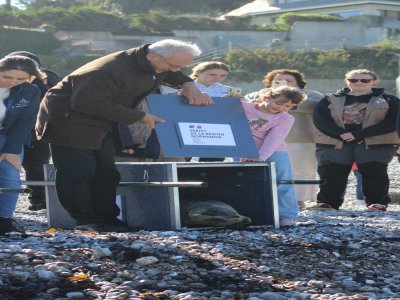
[148,39,201,57]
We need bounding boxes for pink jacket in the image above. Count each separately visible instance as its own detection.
[242,101,294,160]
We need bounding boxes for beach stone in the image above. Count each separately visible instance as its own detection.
[135,256,159,266]
[0,158,398,299]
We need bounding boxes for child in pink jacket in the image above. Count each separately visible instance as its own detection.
[241,86,306,226]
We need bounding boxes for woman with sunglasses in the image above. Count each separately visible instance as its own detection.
[312,69,399,212]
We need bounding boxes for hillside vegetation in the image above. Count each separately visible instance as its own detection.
[0,0,399,80]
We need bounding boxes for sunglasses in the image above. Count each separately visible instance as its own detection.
[346,78,373,83]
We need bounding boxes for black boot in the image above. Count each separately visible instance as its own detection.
[27,186,47,211]
[28,201,46,211]
[0,217,25,235]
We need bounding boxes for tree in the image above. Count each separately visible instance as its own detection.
[5,0,12,10]
[18,0,249,15]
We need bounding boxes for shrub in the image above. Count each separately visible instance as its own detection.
[0,27,60,57]
[41,54,103,77]
[224,46,399,82]
[280,12,343,27]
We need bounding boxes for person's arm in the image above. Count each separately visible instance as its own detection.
[313,96,347,139]
[258,116,294,161]
[180,82,213,105]
[162,70,193,88]
[163,72,213,106]
[352,95,399,140]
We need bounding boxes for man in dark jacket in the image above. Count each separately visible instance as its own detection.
[35,39,212,232]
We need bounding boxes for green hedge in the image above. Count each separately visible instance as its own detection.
[225,47,399,81]
[0,27,60,57]
[0,6,266,34]
[0,7,344,34]
[40,54,103,77]
[280,13,343,27]
[0,26,103,77]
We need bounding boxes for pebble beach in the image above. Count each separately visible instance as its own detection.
[1,158,399,300]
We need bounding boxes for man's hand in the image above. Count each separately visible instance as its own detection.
[0,153,22,171]
[181,82,213,106]
[137,113,165,129]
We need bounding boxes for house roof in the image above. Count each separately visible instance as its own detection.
[221,0,278,18]
[221,0,400,18]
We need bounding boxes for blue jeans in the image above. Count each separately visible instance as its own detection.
[0,135,23,217]
[353,169,364,200]
[266,151,298,220]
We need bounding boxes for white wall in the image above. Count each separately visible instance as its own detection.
[286,21,387,51]
[172,30,286,51]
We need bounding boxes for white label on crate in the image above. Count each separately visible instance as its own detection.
[178,122,236,146]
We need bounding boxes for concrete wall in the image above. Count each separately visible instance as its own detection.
[108,35,174,53]
[172,30,286,51]
[56,31,176,54]
[54,12,397,56]
[286,21,387,51]
[60,29,287,55]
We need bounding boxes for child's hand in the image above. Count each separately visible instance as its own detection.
[224,92,242,98]
[259,88,272,102]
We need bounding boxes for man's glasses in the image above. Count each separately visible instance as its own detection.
[158,55,185,69]
[346,78,373,83]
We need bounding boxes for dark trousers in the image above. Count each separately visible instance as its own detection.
[358,162,390,206]
[50,133,121,225]
[316,143,394,208]
[317,162,390,208]
[317,163,352,209]
[22,134,51,205]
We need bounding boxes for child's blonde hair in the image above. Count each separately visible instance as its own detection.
[190,61,230,79]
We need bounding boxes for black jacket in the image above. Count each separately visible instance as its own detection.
[36,44,192,149]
